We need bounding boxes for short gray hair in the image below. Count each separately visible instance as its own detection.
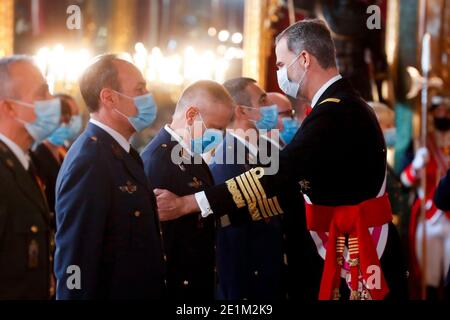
[175,80,235,114]
[275,19,337,69]
[0,55,36,99]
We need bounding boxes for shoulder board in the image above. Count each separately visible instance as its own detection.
[318,98,341,105]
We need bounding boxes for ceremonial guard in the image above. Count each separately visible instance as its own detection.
[401,95,450,298]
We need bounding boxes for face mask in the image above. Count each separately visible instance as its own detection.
[277,54,308,98]
[280,117,300,144]
[114,91,157,132]
[383,127,397,147]
[243,104,279,130]
[188,113,223,155]
[13,98,61,143]
[434,117,450,132]
[48,115,83,146]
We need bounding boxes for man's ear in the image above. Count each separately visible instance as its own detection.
[302,50,311,69]
[185,106,198,126]
[0,100,15,118]
[235,104,248,120]
[99,88,117,109]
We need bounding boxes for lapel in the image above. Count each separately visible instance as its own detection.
[158,128,214,187]
[0,140,49,219]
[87,123,151,193]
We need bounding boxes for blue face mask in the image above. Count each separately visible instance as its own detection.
[114,92,157,132]
[48,115,83,146]
[384,128,397,147]
[280,117,300,144]
[244,104,279,130]
[189,114,223,155]
[13,98,61,143]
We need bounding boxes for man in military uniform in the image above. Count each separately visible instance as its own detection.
[0,55,61,299]
[210,78,285,300]
[154,19,408,300]
[55,54,165,299]
[141,80,234,300]
[31,94,83,231]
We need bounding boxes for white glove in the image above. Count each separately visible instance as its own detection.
[412,147,429,170]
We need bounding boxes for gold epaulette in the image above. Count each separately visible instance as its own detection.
[225,167,284,221]
[318,98,341,105]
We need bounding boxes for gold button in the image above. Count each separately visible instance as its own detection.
[183,280,189,286]
[134,210,141,217]
[163,255,167,262]
[30,225,39,233]
[161,144,167,148]
[254,270,259,276]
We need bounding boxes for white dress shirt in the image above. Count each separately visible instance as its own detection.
[89,118,131,153]
[310,74,342,108]
[0,132,30,170]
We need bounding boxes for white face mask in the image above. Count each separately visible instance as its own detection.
[276,54,308,98]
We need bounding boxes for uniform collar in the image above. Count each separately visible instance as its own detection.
[0,132,30,170]
[311,74,342,108]
[164,124,194,157]
[89,118,131,153]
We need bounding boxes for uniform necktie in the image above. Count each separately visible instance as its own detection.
[129,147,144,168]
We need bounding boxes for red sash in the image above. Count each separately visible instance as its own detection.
[305,194,393,300]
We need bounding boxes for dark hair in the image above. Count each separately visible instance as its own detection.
[223,77,257,108]
[79,54,121,113]
[54,93,76,120]
[275,19,337,69]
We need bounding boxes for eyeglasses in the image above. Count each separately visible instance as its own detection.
[278,109,296,119]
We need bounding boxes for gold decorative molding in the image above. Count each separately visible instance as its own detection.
[109,0,137,52]
[243,0,281,89]
[385,0,400,105]
[0,0,14,57]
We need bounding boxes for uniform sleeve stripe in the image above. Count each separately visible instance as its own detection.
[236,175,262,220]
[268,198,279,216]
[241,173,269,218]
[247,169,276,216]
[244,171,272,217]
[273,197,284,214]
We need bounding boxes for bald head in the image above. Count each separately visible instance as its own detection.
[172,80,235,135]
[176,80,235,115]
[267,92,292,115]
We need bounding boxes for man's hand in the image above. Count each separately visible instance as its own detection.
[153,188,199,221]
